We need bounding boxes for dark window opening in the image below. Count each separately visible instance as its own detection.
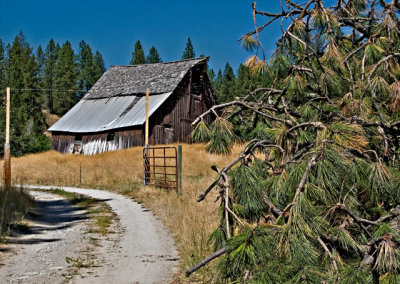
[107,132,115,142]
[163,115,171,127]
[190,65,204,96]
[75,135,82,141]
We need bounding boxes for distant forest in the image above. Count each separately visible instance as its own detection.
[0,32,271,156]
[0,31,107,156]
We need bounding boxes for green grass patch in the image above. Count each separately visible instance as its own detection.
[46,188,115,236]
[90,215,112,235]
[65,256,93,268]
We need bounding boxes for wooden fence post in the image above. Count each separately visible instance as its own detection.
[177,145,182,194]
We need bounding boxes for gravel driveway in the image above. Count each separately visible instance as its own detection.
[0,186,178,284]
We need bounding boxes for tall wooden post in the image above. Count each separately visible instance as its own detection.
[4,87,11,188]
[144,89,150,185]
[145,89,149,146]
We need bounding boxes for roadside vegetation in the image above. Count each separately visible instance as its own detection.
[7,143,240,282]
[0,187,33,238]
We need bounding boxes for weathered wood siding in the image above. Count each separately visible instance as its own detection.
[51,133,75,153]
[52,128,143,155]
[148,63,214,144]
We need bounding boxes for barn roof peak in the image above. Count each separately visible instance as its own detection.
[84,57,209,100]
[111,56,209,68]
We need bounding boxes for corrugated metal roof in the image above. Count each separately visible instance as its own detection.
[48,93,171,133]
[84,57,208,99]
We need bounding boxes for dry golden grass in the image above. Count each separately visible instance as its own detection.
[4,143,242,282]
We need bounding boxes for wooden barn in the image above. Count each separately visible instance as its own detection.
[48,57,215,155]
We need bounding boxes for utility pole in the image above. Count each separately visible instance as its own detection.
[4,87,11,188]
[145,89,149,146]
[144,89,150,185]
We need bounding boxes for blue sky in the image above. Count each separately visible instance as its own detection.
[0,1,291,73]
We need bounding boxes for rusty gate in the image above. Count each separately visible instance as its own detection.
[143,146,178,190]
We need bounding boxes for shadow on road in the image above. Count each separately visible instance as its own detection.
[7,194,90,246]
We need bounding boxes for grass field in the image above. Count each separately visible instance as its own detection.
[4,143,241,282]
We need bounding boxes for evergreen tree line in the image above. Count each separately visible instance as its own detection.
[130,37,196,64]
[0,31,106,156]
[210,62,272,104]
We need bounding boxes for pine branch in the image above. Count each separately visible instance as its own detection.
[192,92,289,128]
[317,237,339,273]
[286,122,324,134]
[264,194,283,217]
[197,179,219,202]
[338,204,373,238]
[186,247,228,277]
[367,206,400,229]
[360,53,400,102]
[226,205,245,227]
[221,171,231,238]
[276,154,319,222]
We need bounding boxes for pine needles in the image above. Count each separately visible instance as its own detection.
[191,120,210,143]
[206,117,235,155]
[188,1,400,282]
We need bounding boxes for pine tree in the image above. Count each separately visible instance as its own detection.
[207,68,215,83]
[182,37,195,59]
[44,39,59,113]
[93,50,105,81]
[36,45,45,82]
[146,46,161,64]
[213,69,223,99]
[0,39,5,92]
[222,62,236,102]
[190,1,400,282]
[53,40,78,116]
[130,40,145,65]
[235,63,272,100]
[213,63,237,103]
[35,45,45,107]
[77,40,96,92]
[4,31,48,156]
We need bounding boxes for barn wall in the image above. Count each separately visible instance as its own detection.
[51,62,215,154]
[115,128,144,148]
[148,63,214,144]
[51,128,144,155]
[51,133,75,153]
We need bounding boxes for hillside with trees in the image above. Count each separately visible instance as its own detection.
[0,32,105,156]
[191,1,400,283]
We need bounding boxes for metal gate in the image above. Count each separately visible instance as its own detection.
[143,146,178,190]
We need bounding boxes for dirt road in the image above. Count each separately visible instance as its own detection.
[0,186,178,284]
